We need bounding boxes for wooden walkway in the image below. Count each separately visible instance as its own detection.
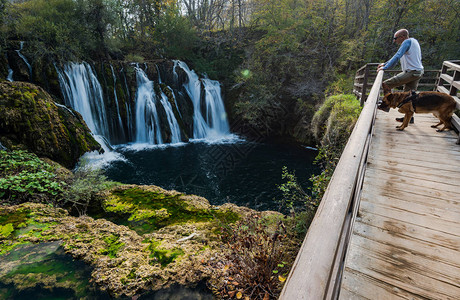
[339,109,460,299]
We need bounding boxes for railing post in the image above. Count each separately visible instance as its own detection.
[360,65,369,106]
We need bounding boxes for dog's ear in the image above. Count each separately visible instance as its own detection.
[382,82,391,95]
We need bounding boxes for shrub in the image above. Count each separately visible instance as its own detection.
[61,165,111,216]
[311,94,362,158]
[0,150,66,203]
[213,214,291,299]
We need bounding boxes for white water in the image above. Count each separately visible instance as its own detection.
[79,135,126,169]
[202,78,230,134]
[56,62,110,138]
[167,86,182,119]
[6,54,13,82]
[176,60,210,138]
[16,41,32,79]
[6,66,13,82]
[159,91,182,143]
[134,67,163,144]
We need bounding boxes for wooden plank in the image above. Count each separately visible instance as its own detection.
[364,171,460,206]
[452,80,460,90]
[453,96,460,110]
[358,199,460,236]
[367,158,460,186]
[341,268,425,300]
[356,211,460,253]
[452,114,460,132]
[365,167,460,194]
[348,228,460,286]
[344,234,460,299]
[437,86,450,94]
[440,73,454,84]
[360,192,460,227]
[444,60,460,72]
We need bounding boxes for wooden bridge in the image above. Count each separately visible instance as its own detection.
[280,61,460,299]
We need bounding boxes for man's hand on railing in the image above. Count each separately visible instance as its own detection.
[377,63,385,72]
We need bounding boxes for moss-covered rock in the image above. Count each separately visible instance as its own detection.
[0,81,101,168]
[0,185,285,298]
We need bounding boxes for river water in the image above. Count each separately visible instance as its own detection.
[105,139,318,212]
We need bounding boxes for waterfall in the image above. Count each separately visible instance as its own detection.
[134,67,163,144]
[159,91,182,143]
[16,41,32,79]
[176,60,210,138]
[167,86,182,119]
[176,60,230,139]
[203,78,230,134]
[110,64,125,137]
[6,67,13,82]
[56,62,110,138]
[6,53,13,81]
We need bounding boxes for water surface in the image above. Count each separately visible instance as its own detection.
[105,140,318,211]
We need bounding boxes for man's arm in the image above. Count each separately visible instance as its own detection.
[377,39,412,71]
[381,39,411,70]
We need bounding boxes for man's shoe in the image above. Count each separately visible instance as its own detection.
[396,117,414,123]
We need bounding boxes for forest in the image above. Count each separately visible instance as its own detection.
[0,0,459,299]
[1,0,459,144]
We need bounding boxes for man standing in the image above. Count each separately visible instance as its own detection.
[378,29,424,123]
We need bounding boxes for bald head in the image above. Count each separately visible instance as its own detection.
[393,29,409,44]
[395,29,409,38]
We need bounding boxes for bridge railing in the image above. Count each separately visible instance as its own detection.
[354,63,439,105]
[279,71,384,300]
[435,60,460,144]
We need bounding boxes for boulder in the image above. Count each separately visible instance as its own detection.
[0,81,101,168]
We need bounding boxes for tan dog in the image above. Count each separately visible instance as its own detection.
[378,85,457,131]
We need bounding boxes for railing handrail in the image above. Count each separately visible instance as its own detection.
[279,71,384,300]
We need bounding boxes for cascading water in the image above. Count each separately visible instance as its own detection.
[134,67,163,144]
[56,62,125,167]
[6,53,13,81]
[56,62,110,138]
[16,41,32,79]
[202,78,230,135]
[175,61,230,139]
[175,60,210,138]
[159,91,182,143]
[167,86,182,119]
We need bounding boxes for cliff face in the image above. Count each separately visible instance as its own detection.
[0,81,101,168]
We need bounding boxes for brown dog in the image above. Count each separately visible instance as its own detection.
[378,85,457,131]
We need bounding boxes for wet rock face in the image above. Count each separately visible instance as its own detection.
[0,81,101,168]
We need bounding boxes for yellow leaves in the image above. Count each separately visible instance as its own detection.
[278,275,286,282]
[236,291,243,299]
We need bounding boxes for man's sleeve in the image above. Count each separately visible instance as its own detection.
[383,39,412,70]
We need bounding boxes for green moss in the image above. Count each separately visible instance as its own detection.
[148,240,184,267]
[0,208,30,227]
[99,234,124,258]
[103,188,240,234]
[0,223,14,238]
